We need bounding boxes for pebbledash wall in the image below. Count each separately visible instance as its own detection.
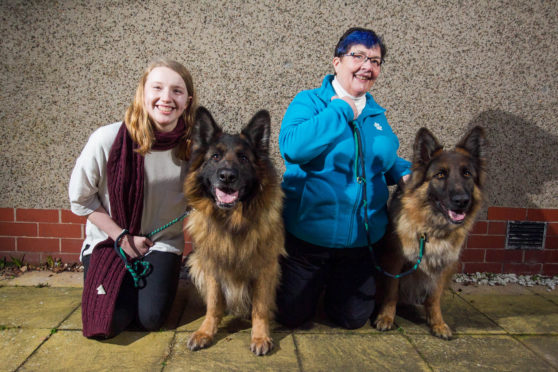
[1,1,557,275]
[1,206,557,275]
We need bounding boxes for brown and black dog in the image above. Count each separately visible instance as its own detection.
[184,107,285,355]
[374,126,486,339]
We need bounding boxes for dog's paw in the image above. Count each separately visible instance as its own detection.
[430,322,453,340]
[187,331,214,351]
[373,314,395,332]
[250,336,273,356]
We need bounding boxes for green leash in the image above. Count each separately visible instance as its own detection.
[114,210,191,288]
[350,121,424,279]
[374,234,425,279]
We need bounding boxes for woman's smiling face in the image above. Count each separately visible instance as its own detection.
[143,66,189,132]
[333,44,382,98]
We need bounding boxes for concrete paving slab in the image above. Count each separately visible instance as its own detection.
[18,330,174,371]
[3,271,83,288]
[457,293,558,334]
[166,331,298,371]
[58,306,82,330]
[406,334,553,372]
[0,328,51,372]
[451,283,534,295]
[527,286,558,305]
[0,287,81,329]
[393,291,505,336]
[517,335,558,369]
[294,333,430,371]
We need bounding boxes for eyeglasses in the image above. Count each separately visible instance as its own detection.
[343,52,383,68]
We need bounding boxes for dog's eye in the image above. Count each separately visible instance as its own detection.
[435,170,447,179]
[463,168,472,177]
[237,153,248,162]
[211,153,221,161]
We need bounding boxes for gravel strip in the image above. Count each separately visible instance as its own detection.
[454,272,558,291]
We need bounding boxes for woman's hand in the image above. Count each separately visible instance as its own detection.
[331,95,358,120]
[119,234,153,259]
[87,206,153,259]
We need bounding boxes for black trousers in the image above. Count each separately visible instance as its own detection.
[83,250,181,335]
[276,232,376,329]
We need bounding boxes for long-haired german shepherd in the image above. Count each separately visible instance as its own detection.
[373,126,486,339]
[184,106,285,355]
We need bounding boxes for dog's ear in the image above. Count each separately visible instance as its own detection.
[192,106,222,150]
[242,110,271,155]
[457,126,486,186]
[457,126,486,161]
[413,127,443,166]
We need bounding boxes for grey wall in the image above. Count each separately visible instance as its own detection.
[1,0,557,211]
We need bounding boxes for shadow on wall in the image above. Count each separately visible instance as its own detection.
[468,110,558,209]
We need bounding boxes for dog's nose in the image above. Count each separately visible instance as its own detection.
[218,168,238,184]
[450,193,470,209]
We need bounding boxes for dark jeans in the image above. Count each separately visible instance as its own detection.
[83,250,181,335]
[276,232,376,329]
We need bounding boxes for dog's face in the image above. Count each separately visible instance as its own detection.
[189,107,271,210]
[411,126,486,225]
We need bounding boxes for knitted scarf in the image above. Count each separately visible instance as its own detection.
[82,118,186,338]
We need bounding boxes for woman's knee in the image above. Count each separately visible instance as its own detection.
[137,308,168,331]
[325,295,375,330]
[328,310,371,330]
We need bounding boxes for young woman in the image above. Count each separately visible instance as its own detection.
[69,58,197,338]
[276,28,411,329]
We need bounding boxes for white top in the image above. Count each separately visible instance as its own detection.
[68,122,187,260]
[332,76,367,116]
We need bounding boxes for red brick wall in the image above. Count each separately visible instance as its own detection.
[0,208,193,265]
[460,207,558,276]
[1,207,557,275]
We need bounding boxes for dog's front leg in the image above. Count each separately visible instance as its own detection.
[373,275,399,331]
[373,251,405,331]
[425,267,453,340]
[187,274,225,350]
[249,266,277,356]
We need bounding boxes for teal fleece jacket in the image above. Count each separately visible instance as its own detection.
[279,75,411,248]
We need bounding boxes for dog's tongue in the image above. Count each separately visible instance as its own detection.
[448,210,466,222]
[216,188,239,204]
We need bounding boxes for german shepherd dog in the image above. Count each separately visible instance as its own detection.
[373,126,486,339]
[184,107,285,355]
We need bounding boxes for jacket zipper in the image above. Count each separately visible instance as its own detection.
[345,120,365,247]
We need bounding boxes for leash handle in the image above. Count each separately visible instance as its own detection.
[114,229,151,288]
[112,210,190,288]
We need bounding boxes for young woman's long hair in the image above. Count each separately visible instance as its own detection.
[125,58,198,160]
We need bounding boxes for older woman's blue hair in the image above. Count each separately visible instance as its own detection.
[334,27,387,61]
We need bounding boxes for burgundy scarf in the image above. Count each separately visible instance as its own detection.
[82,118,186,338]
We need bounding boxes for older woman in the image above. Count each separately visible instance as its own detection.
[276,27,411,329]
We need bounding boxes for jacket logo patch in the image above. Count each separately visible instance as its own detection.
[374,122,383,131]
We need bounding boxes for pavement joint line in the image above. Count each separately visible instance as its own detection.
[14,326,56,372]
[530,289,558,306]
[396,328,435,372]
[12,298,82,371]
[160,330,177,372]
[452,289,508,333]
[508,333,558,372]
[291,333,306,372]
